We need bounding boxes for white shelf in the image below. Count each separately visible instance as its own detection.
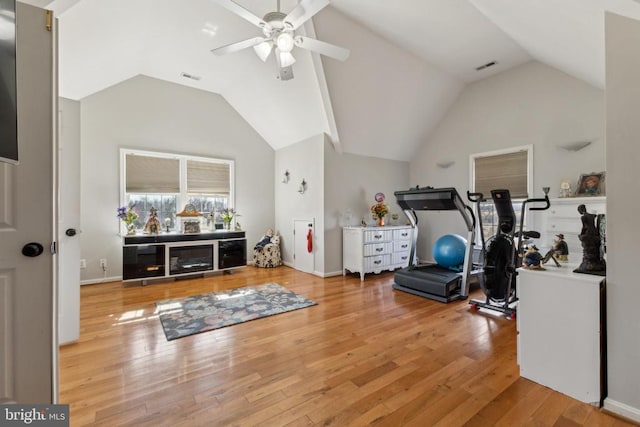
[517,266,604,404]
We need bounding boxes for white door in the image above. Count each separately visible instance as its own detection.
[0,3,56,403]
[293,219,314,273]
[58,99,80,344]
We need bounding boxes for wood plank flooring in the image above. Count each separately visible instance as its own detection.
[59,266,635,426]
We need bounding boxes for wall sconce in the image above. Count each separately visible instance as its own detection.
[557,141,592,152]
[436,160,455,169]
[298,178,307,194]
[282,170,290,183]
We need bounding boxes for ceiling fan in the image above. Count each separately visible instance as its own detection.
[211,0,350,80]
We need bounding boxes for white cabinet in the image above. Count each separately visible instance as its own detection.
[517,267,604,404]
[343,226,413,281]
[533,197,605,263]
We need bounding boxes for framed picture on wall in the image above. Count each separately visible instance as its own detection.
[575,172,605,196]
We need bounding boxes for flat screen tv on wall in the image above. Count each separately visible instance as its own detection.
[0,0,17,164]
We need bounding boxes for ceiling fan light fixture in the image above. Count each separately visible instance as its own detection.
[253,41,273,62]
[279,50,296,67]
[276,32,294,52]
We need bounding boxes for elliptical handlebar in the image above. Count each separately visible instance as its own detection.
[467,191,486,203]
[517,188,551,255]
[528,196,550,211]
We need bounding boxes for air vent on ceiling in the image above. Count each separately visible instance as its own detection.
[180,72,201,81]
[475,61,498,71]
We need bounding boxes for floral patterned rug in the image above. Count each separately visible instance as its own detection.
[156,283,317,340]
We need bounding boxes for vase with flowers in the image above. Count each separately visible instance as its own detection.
[218,208,240,230]
[370,200,389,227]
[117,204,139,235]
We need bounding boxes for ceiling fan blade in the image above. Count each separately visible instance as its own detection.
[278,65,294,81]
[213,0,272,32]
[284,0,330,30]
[211,37,267,56]
[294,36,350,61]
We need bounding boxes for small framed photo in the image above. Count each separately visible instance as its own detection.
[575,172,605,196]
[182,220,201,234]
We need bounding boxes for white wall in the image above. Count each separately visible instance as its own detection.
[314,6,464,161]
[79,75,274,282]
[274,135,325,274]
[409,61,605,261]
[603,12,640,422]
[324,138,410,275]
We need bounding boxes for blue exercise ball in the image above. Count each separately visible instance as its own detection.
[433,234,467,268]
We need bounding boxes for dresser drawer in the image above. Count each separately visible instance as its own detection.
[365,255,391,270]
[393,228,412,241]
[393,251,410,266]
[364,242,392,256]
[364,229,392,243]
[393,240,411,252]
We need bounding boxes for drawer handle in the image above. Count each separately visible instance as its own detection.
[401,233,408,237]
[376,247,384,252]
[374,260,382,265]
[401,256,407,260]
[401,244,408,248]
[374,235,382,239]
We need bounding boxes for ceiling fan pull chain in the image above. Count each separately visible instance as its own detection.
[277,0,280,12]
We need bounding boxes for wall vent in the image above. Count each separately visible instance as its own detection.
[180,72,202,81]
[475,61,498,71]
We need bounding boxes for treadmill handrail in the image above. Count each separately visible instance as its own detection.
[394,187,474,232]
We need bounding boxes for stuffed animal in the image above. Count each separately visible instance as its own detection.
[522,245,543,269]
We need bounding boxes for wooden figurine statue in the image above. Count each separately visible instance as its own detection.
[574,204,606,275]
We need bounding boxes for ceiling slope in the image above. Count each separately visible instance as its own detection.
[21,0,639,161]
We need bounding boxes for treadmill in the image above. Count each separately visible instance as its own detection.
[393,187,478,303]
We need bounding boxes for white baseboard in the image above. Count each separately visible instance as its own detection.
[603,398,640,423]
[315,270,342,278]
[81,276,122,285]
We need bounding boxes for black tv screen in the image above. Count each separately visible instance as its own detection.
[0,0,17,164]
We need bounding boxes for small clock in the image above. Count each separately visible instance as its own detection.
[177,204,200,217]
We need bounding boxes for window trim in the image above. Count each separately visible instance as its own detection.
[120,148,235,215]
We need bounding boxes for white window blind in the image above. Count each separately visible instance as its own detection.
[474,151,528,198]
[125,154,180,193]
[187,160,230,195]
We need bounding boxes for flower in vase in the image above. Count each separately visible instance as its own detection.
[370,202,389,219]
[218,208,240,229]
[117,204,139,226]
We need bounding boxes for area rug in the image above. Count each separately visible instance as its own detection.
[156,282,317,340]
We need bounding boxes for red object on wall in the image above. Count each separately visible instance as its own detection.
[307,229,313,253]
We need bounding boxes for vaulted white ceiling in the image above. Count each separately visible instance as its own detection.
[21,0,640,160]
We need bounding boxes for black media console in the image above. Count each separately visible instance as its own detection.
[122,231,246,282]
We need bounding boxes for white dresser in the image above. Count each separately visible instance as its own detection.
[343,226,413,281]
[533,197,606,263]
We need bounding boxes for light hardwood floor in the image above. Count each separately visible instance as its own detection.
[59,266,634,426]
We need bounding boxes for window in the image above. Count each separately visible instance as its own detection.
[121,149,234,231]
[470,146,532,239]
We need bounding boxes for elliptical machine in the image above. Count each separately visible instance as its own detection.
[467,187,550,318]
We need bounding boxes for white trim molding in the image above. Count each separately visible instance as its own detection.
[603,398,640,423]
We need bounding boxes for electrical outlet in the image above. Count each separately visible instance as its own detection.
[99,259,107,269]
[80,259,86,269]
